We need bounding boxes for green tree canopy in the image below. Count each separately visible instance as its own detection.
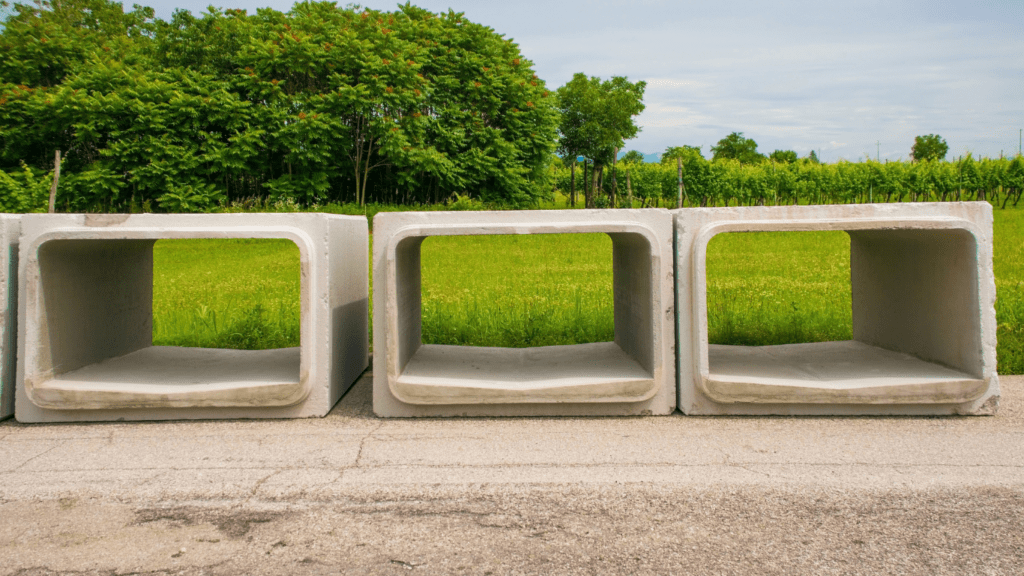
[621,150,645,164]
[769,150,798,163]
[912,134,949,162]
[0,1,558,210]
[661,145,702,165]
[555,72,645,207]
[711,132,765,164]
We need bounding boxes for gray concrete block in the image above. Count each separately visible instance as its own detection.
[0,214,19,420]
[15,213,368,422]
[675,202,999,415]
[373,209,676,417]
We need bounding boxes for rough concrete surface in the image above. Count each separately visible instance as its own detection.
[1,368,1022,575]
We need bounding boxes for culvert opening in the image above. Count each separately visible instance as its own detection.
[420,233,614,348]
[32,237,304,406]
[153,238,301,351]
[706,230,852,347]
[391,231,658,404]
[701,228,985,404]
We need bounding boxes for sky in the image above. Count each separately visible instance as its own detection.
[141,0,1024,163]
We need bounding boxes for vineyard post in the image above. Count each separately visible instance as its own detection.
[48,150,61,213]
[676,157,684,208]
[611,147,618,208]
[626,169,632,208]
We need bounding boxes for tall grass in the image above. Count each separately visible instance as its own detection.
[152,239,300,350]
[420,234,614,347]
[706,231,852,346]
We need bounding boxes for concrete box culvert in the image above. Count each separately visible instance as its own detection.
[15,213,369,423]
[675,202,999,415]
[1,215,20,420]
[372,209,676,417]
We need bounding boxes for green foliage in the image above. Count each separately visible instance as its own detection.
[555,73,645,206]
[0,1,558,211]
[912,134,949,162]
[661,145,701,165]
[711,132,765,164]
[0,161,49,211]
[620,150,645,164]
[550,151,1024,208]
[769,149,798,163]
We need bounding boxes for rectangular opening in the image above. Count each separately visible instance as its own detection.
[390,231,659,405]
[420,234,614,348]
[701,228,986,404]
[29,237,306,409]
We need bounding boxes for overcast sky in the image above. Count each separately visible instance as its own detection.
[144,0,1023,162]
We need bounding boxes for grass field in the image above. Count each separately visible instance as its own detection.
[149,207,1024,374]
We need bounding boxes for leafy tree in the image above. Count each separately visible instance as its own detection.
[621,150,645,164]
[769,149,798,163]
[660,145,701,165]
[556,73,645,207]
[912,134,948,162]
[0,0,154,87]
[1,2,558,210]
[806,150,820,164]
[711,132,765,164]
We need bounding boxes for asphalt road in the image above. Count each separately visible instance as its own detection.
[1,370,1022,575]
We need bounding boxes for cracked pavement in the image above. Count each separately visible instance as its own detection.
[1,370,1023,575]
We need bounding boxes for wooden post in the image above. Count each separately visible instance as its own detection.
[48,150,61,213]
[676,157,684,208]
[570,161,576,207]
[611,147,618,208]
[626,169,632,208]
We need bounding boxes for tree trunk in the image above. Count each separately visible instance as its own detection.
[589,163,603,208]
[570,162,576,207]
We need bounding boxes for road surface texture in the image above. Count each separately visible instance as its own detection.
[1,368,1022,575]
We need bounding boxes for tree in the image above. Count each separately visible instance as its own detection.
[711,132,765,164]
[912,134,948,162]
[621,150,645,164]
[769,150,798,163]
[2,2,558,210]
[556,73,645,207]
[661,145,701,165]
[807,150,820,164]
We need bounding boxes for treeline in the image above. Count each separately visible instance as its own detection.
[555,151,1024,208]
[0,0,557,212]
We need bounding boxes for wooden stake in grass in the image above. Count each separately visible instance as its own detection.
[48,150,61,213]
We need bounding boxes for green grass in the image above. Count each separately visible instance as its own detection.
[420,234,613,347]
[148,208,1024,374]
[706,231,852,346]
[152,238,300,349]
[994,209,1024,374]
